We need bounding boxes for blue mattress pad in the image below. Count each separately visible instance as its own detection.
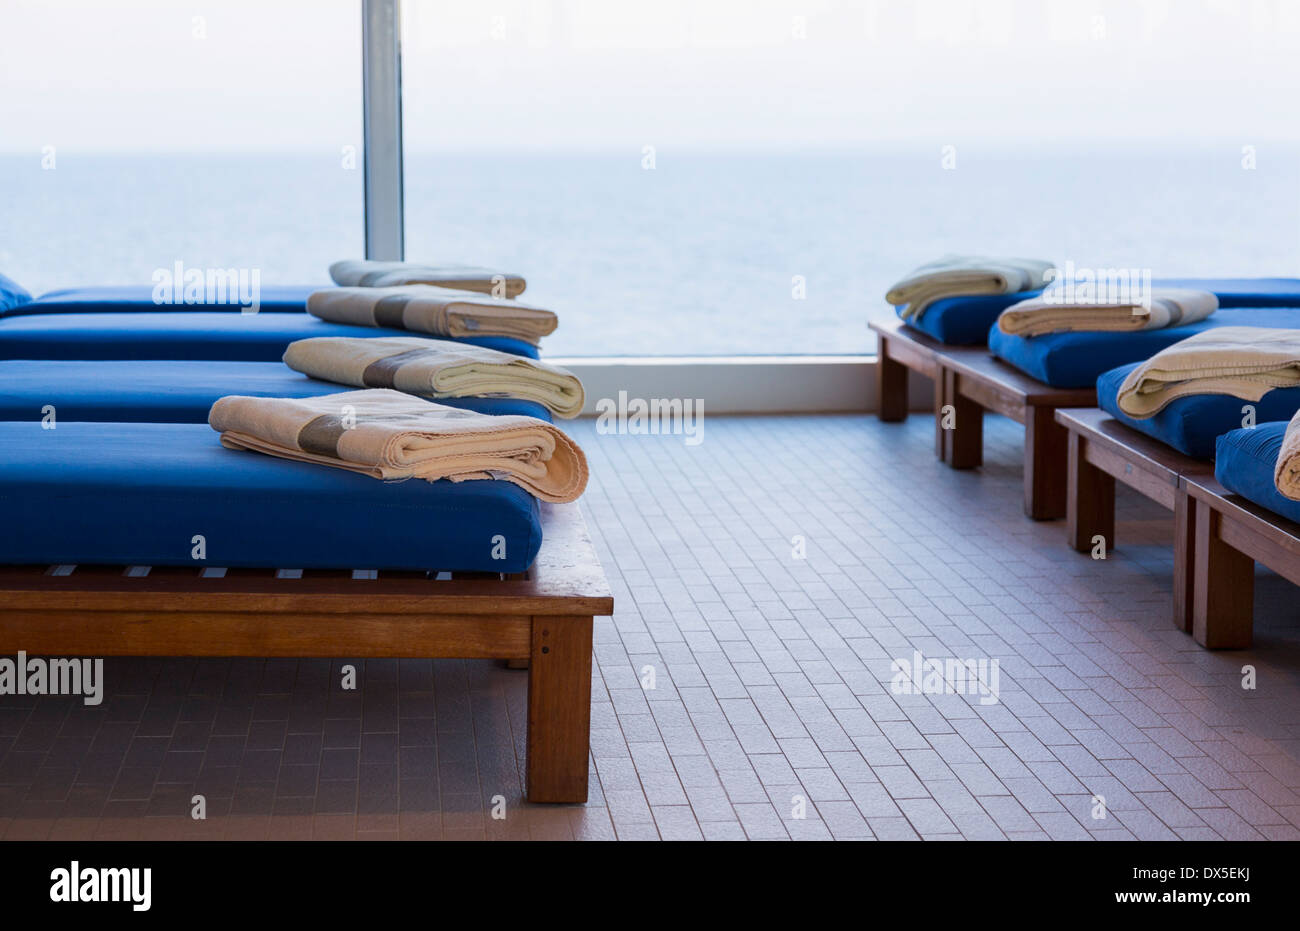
[1215,423,1300,527]
[900,277,1300,347]
[0,421,543,572]
[0,359,552,423]
[6,284,318,317]
[0,311,538,361]
[1096,362,1300,460]
[989,305,1300,388]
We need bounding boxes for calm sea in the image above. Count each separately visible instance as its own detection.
[3,149,1298,355]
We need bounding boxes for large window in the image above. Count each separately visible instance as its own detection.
[0,0,363,294]
[402,0,1300,356]
[3,1,1297,356]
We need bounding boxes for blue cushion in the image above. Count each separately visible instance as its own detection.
[0,273,32,312]
[899,277,1300,347]
[0,421,542,572]
[1180,277,1300,307]
[899,291,1042,346]
[989,306,1300,388]
[0,360,553,424]
[1097,362,1300,459]
[1215,422,1300,525]
[8,284,316,316]
[0,311,538,361]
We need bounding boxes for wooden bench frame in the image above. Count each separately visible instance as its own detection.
[871,317,1094,519]
[1184,475,1300,650]
[0,502,613,803]
[1056,407,1215,640]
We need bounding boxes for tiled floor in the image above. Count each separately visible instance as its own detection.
[3,413,1300,840]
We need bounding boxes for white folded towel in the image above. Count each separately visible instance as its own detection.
[307,286,557,345]
[886,255,1056,321]
[284,335,585,419]
[997,288,1218,338]
[329,260,526,297]
[1275,409,1300,500]
[1117,326,1300,418]
[209,389,587,502]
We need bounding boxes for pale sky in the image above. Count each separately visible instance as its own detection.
[2,0,1299,153]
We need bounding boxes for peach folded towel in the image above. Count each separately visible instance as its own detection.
[997,288,1217,338]
[1117,327,1300,419]
[208,388,587,502]
[283,336,584,419]
[307,286,557,346]
[1275,409,1300,500]
[329,259,526,297]
[886,255,1056,321]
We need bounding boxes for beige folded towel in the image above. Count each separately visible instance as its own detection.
[1116,326,1300,419]
[1274,410,1300,500]
[209,389,587,502]
[283,336,584,419]
[997,288,1217,338]
[307,286,557,346]
[329,259,526,297]
[887,255,1056,321]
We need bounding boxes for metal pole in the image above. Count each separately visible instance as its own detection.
[362,0,404,260]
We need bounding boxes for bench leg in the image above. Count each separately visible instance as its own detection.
[1192,499,1254,649]
[876,338,909,422]
[526,615,593,802]
[1172,489,1195,633]
[1066,431,1114,553]
[1024,405,1068,520]
[933,364,948,461]
[939,368,983,469]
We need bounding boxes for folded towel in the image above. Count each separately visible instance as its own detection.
[284,336,584,419]
[329,260,526,297]
[887,255,1055,321]
[997,288,1217,338]
[1275,410,1300,500]
[307,286,557,346]
[1117,326,1300,419]
[209,388,587,502]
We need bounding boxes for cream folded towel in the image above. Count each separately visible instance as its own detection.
[329,259,526,297]
[997,288,1217,338]
[886,255,1056,321]
[209,389,587,502]
[1116,327,1300,419]
[1274,410,1300,500]
[283,336,584,419]
[307,286,557,346]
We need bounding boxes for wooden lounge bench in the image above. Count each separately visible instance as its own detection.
[871,317,1094,519]
[870,317,984,463]
[0,502,612,803]
[1184,475,1300,650]
[1056,407,1215,637]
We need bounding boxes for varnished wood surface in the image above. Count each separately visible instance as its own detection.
[0,503,614,620]
[525,615,594,803]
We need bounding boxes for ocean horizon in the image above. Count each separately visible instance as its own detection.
[4,148,1298,355]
